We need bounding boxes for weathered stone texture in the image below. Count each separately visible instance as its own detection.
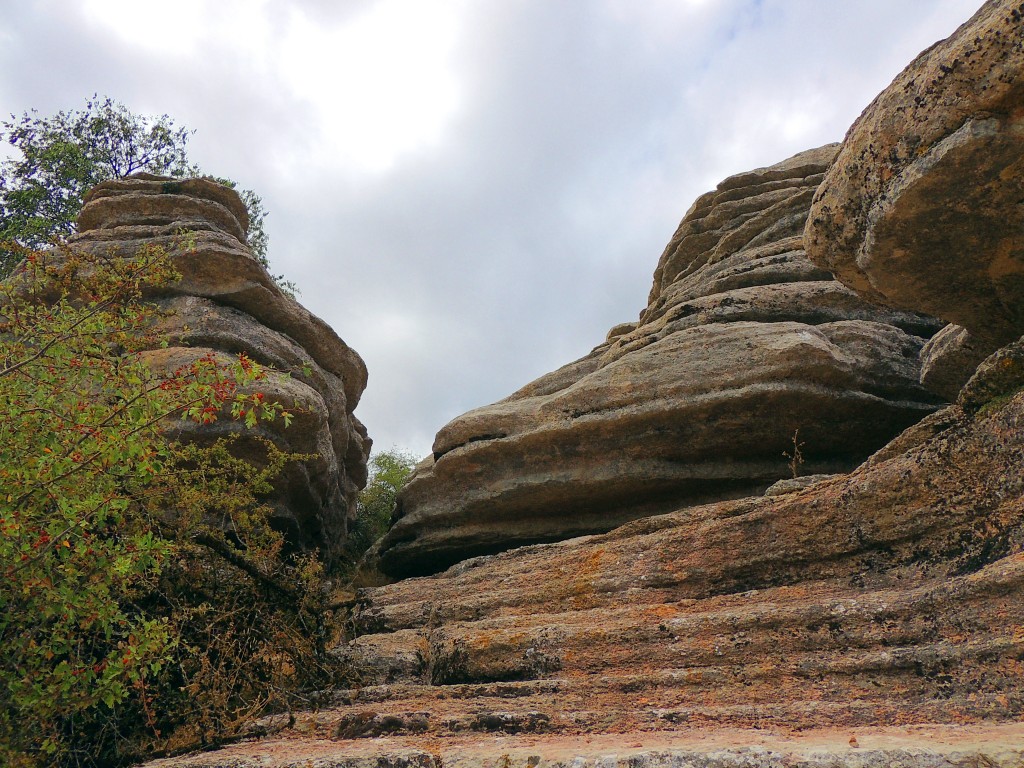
[144,387,1024,767]
[805,0,1024,349]
[70,174,370,564]
[918,323,992,400]
[328,391,1024,750]
[378,145,942,578]
[140,3,1024,767]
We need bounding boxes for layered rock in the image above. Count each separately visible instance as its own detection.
[142,3,1024,766]
[69,175,370,565]
[377,145,943,578]
[146,384,1024,767]
[805,0,1024,355]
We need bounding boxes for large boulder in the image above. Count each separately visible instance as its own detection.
[377,145,944,578]
[69,175,370,566]
[805,0,1024,351]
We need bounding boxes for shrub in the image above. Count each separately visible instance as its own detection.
[0,239,333,767]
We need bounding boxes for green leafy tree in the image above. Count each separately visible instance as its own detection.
[0,96,292,296]
[346,449,417,562]
[0,239,329,767]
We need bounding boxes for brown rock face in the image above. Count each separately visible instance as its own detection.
[69,175,370,565]
[139,4,1024,766]
[378,145,943,578]
[805,0,1024,350]
[335,392,1024,727]
[144,388,1024,767]
[141,4,1024,765]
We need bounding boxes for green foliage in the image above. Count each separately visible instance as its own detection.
[0,95,295,296]
[345,449,417,561]
[0,239,331,767]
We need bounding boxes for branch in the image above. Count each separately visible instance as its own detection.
[191,531,299,602]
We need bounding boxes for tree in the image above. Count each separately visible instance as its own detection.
[0,238,329,767]
[0,96,292,295]
[345,449,418,562]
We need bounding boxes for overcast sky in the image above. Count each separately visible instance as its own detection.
[0,0,982,458]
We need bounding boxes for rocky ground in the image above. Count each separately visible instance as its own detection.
[142,377,1024,767]
[147,724,1024,768]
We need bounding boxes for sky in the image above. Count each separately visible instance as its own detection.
[0,0,983,459]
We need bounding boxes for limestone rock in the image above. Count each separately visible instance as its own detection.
[141,727,1024,768]
[918,324,994,400]
[762,473,838,496]
[337,392,1024,733]
[69,175,370,565]
[378,145,943,578]
[138,4,1024,765]
[805,0,1024,348]
[958,333,1024,412]
[142,387,1024,767]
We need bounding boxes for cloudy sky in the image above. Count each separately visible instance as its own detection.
[0,0,982,458]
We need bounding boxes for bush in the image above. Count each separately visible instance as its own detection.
[0,239,333,767]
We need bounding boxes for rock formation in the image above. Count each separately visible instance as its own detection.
[144,2,1024,766]
[377,145,944,578]
[69,175,370,565]
[151,373,1024,766]
[918,324,993,400]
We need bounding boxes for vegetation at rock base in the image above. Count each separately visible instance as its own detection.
[345,449,417,564]
[0,239,336,767]
[0,95,295,295]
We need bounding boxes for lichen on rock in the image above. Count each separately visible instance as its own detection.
[804,1,1024,351]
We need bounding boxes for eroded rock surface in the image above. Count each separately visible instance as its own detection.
[378,145,943,578]
[70,175,370,564]
[144,386,1024,767]
[919,324,992,400]
[805,0,1024,351]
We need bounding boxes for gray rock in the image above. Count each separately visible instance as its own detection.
[69,175,370,565]
[763,474,839,496]
[958,334,1024,413]
[919,324,995,400]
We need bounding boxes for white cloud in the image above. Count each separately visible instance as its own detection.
[276,1,464,174]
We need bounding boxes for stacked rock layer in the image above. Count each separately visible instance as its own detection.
[70,175,370,565]
[150,379,1024,767]
[378,145,943,577]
